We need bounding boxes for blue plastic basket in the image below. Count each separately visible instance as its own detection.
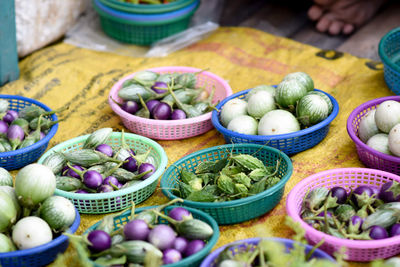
[0,209,80,267]
[211,88,339,155]
[379,27,400,95]
[0,95,58,170]
[94,0,199,22]
[161,144,293,225]
[200,237,336,267]
[85,205,220,267]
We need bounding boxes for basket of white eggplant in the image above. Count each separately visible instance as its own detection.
[211,72,339,155]
[0,164,80,267]
[347,96,400,175]
[37,128,168,214]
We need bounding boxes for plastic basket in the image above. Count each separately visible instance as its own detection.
[379,27,400,95]
[286,167,400,261]
[346,95,400,175]
[37,132,168,214]
[93,0,199,45]
[94,0,199,21]
[0,209,80,267]
[211,89,339,155]
[200,237,336,267]
[160,143,293,225]
[86,205,220,267]
[98,0,196,14]
[0,95,58,170]
[109,66,233,140]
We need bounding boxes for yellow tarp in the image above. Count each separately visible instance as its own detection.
[1,27,393,267]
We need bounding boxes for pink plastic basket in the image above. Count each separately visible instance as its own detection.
[109,66,232,140]
[347,96,400,175]
[286,167,400,262]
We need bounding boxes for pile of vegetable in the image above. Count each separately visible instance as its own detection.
[0,100,64,152]
[213,217,341,267]
[42,128,157,194]
[114,70,215,120]
[357,100,400,156]
[174,152,282,202]
[0,164,76,253]
[66,200,214,266]
[219,72,333,136]
[301,181,400,240]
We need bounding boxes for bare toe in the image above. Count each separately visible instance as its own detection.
[343,23,355,35]
[308,5,324,21]
[329,20,344,35]
[316,16,332,33]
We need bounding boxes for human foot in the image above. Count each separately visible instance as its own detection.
[307,0,387,35]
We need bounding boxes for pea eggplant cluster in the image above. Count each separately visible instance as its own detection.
[175,153,282,202]
[74,200,214,266]
[0,100,63,152]
[301,181,400,240]
[115,70,215,120]
[42,128,157,194]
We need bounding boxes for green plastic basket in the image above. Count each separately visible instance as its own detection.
[85,205,220,267]
[37,132,168,214]
[93,0,198,45]
[160,144,293,225]
[98,0,197,14]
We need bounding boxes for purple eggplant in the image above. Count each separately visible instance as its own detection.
[152,102,172,120]
[97,184,114,193]
[369,225,388,240]
[138,163,156,180]
[103,176,122,189]
[348,215,363,234]
[148,224,176,250]
[184,240,205,257]
[123,219,150,241]
[67,165,84,179]
[3,110,18,124]
[0,121,8,138]
[171,109,187,120]
[146,100,161,114]
[122,100,140,115]
[379,181,400,203]
[351,185,375,207]
[83,170,103,189]
[122,156,138,172]
[390,223,400,237]
[163,248,182,264]
[7,124,25,150]
[168,207,193,221]
[95,144,113,157]
[151,81,168,94]
[329,186,348,204]
[172,237,188,254]
[87,230,112,252]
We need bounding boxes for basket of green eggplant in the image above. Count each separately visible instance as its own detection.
[37,128,168,214]
[0,95,65,170]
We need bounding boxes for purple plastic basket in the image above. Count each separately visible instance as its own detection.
[200,237,336,267]
[346,96,400,175]
[286,167,400,262]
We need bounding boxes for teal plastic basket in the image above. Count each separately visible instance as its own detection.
[37,132,168,214]
[85,205,220,267]
[160,144,293,225]
[98,0,196,14]
[379,27,400,95]
[93,0,199,45]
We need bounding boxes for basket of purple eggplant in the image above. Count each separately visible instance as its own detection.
[0,95,62,170]
[37,128,168,214]
[287,167,400,262]
[67,202,219,266]
[108,66,232,140]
